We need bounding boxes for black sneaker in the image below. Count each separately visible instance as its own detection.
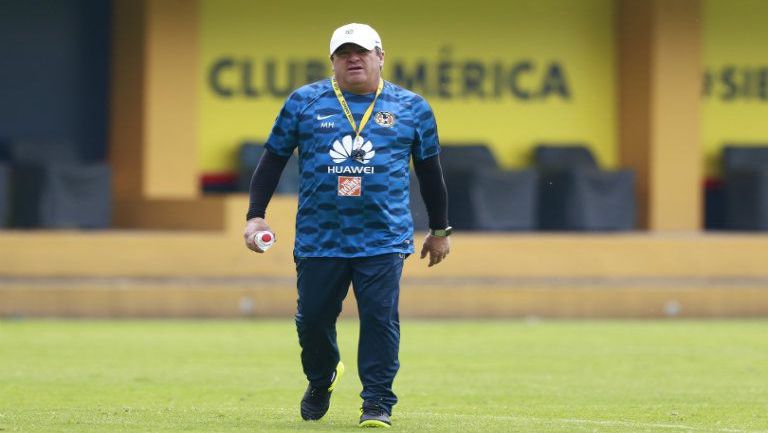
[300,361,344,421]
[358,401,391,428]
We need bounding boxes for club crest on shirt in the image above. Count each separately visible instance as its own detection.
[374,111,395,127]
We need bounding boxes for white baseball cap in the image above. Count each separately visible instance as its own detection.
[329,23,383,56]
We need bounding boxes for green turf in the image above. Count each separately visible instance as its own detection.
[1,319,767,433]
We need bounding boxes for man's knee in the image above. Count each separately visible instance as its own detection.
[358,306,399,329]
[295,309,337,333]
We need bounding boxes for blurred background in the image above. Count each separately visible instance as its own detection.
[1,0,768,318]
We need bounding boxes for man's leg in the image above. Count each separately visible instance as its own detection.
[351,253,405,416]
[295,256,351,420]
[295,256,351,386]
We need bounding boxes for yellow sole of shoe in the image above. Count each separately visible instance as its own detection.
[328,361,344,392]
[359,420,391,428]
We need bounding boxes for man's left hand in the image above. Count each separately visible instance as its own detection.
[420,234,450,267]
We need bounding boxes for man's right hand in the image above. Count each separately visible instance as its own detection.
[244,217,275,253]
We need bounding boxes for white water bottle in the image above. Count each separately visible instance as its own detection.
[252,231,276,252]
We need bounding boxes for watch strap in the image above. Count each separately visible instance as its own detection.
[430,226,453,237]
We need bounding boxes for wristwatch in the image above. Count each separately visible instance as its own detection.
[429,226,453,237]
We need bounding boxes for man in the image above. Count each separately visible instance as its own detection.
[243,23,451,428]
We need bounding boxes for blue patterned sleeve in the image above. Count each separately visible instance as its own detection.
[411,95,441,161]
[264,91,303,157]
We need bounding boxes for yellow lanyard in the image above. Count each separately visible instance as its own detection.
[331,77,384,138]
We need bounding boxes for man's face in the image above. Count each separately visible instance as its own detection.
[331,43,384,91]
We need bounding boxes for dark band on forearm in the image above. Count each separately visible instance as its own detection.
[246,149,290,220]
[413,154,449,229]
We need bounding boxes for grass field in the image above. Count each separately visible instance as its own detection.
[1,319,767,433]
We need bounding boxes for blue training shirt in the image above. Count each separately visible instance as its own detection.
[265,78,440,258]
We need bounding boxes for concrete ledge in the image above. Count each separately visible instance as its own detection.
[3,225,768,278]
[3,194,768,317]
[2,276,767,318]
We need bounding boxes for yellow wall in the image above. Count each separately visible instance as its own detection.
[703,0,768,176]
[649,0,702,230]
[144,0,199,198]
[199,0,616,174]
[111,0,199,201]
[618,0,703,231]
